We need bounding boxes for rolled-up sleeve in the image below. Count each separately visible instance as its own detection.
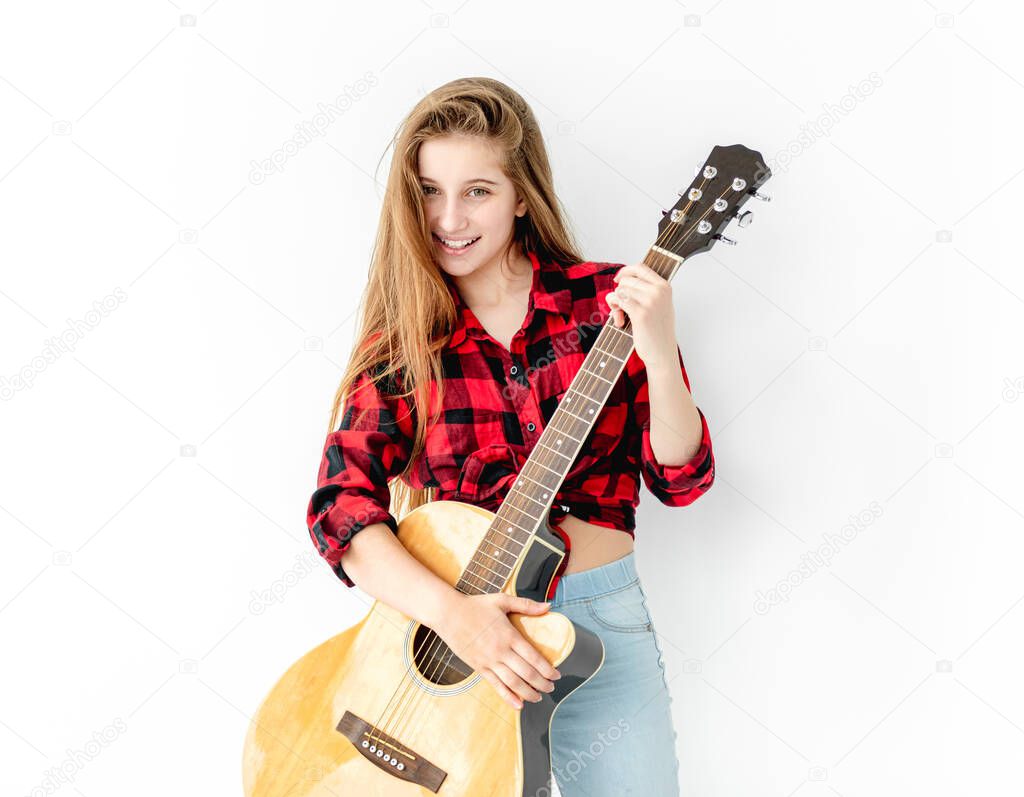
[626,344,715,506]
[305,365,415,586]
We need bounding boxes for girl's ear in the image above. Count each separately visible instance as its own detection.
[515,195,528,218]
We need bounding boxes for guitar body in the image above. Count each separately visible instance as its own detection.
[242,499,605,796]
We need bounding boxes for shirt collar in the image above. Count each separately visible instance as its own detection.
[443,249,575,350]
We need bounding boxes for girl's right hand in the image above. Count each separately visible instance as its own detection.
[436,592,562,710]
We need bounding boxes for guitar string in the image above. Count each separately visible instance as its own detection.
[363,464,550,749]
[377,181,729,753]
[380,182,729,753]
[365,177,734,758]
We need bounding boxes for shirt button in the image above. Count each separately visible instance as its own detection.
[510,365,518,376]
[527,422,536,432]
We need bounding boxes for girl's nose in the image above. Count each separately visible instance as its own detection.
[438,198,469,232]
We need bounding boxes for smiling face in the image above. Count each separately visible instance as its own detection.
[417,133,528,282]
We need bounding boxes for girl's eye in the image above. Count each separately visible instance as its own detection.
[419,186,490,197]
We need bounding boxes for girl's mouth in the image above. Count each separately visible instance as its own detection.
[434,233,481,255]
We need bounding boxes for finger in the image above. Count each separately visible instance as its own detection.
[481,668,523,710]
[509,596,549,614]
[504,647,554,695]
[511,635,561,682]
[493,661,542,703]
[618,284,653,311]
[614,263,659,286]
[632,263,663,284]
[605,294,625,327]
[503,650,552,697]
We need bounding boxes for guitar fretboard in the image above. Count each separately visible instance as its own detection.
[455,249,681,595]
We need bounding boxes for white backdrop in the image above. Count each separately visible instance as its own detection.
[2,1,1023,794]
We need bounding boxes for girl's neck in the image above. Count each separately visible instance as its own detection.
[453,246,533,310]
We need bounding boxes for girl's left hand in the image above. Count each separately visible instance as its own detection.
[605,262,678,371]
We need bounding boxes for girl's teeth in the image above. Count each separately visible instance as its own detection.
[441,237,478,249]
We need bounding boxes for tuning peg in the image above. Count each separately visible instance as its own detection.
[662,208,669,216]
[749,190,771,202]
[713,234,738,245]
[733,210,754,227]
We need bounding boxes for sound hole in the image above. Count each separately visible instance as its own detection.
[412,624,473,686]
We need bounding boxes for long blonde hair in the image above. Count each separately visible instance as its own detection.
[328,76,584,521]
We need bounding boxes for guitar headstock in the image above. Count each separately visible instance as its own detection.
[655,144,772,260]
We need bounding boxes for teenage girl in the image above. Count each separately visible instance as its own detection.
[307,76,715,796]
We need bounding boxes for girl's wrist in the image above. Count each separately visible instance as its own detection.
[642,353,680,378]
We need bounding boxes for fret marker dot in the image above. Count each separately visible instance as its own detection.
[599,361,606,367]
[543,493,548,499]
[588,408,594,414]
[556,439,562,445]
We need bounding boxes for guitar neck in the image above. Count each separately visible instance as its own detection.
[454,247,685,596]
[453,143,771,596]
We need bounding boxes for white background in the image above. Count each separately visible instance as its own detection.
[2,1,1023,795]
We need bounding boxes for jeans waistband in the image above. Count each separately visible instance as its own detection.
[552,551,639,603]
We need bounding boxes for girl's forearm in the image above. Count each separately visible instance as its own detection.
[340,522,465,632]
[643,358,704,467]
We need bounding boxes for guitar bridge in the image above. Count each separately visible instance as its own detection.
[336,710,447,792]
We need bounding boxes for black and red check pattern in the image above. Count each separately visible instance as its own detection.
[307,250,715,590]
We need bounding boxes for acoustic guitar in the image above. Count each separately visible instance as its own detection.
[242,144,772,796]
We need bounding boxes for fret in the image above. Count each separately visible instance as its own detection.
[578,365,615,385]
[524,457,563,478]
[509,490,548,508]
[589,345,625,365]
[536,440,573,462]
[497,494,544,524]
[522,458,563,482]
[563,389,605,412]
[490,512,540,538]
[511,470,560,498]
[475,538,518,564]
[542,428,582,445]
[484,525,521,546]
[512,473,555,499]
[468,555,510,579]
[459,571,501,593]
[650,244,684,263]
[603,323,632,342]
[555,406,595,425]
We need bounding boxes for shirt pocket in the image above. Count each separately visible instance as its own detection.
[453,442,525,504]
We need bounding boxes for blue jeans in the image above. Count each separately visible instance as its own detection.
[547,551,680,796]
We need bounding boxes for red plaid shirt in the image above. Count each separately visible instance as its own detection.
[307,250,715,595]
